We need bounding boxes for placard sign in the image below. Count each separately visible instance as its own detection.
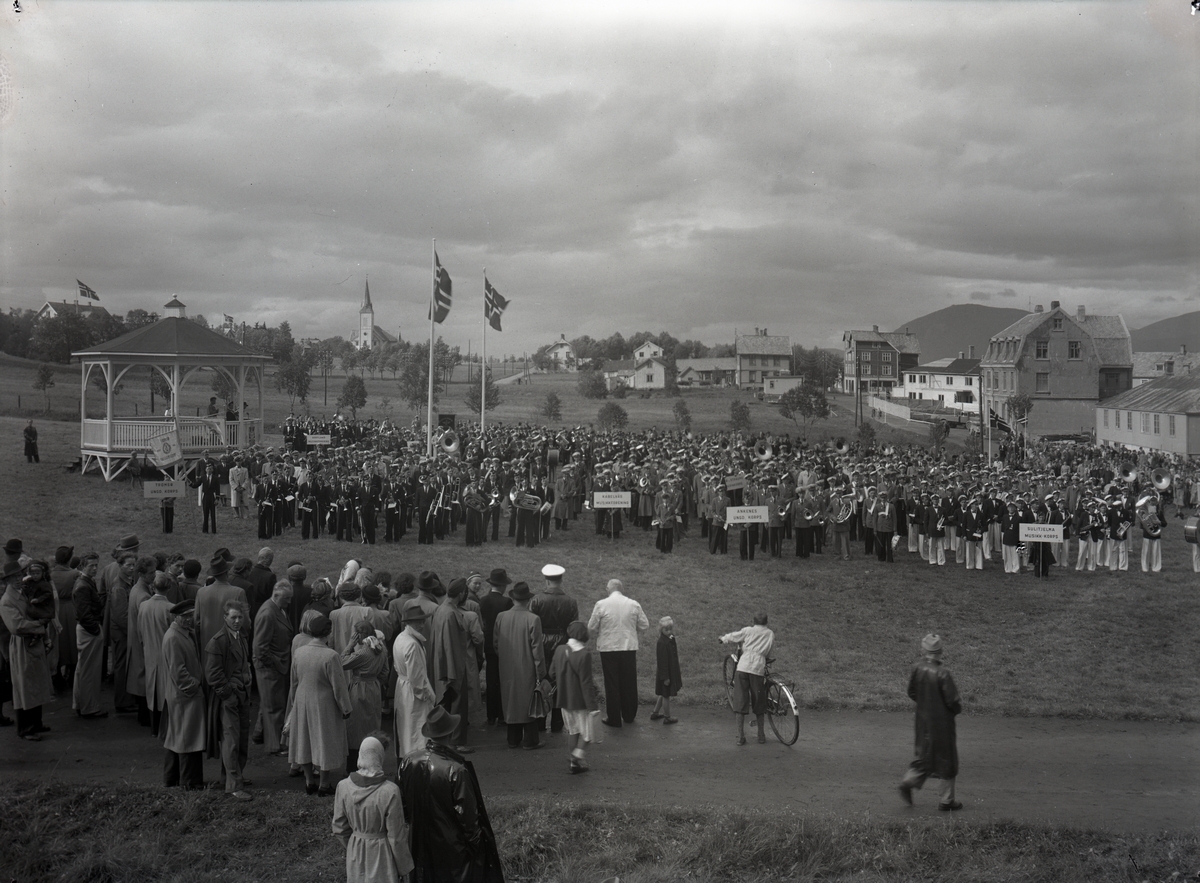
[144,480,187,500]
[593,492,632,509]
[726,505,769,525]
[724,474,747,492]
[1019,523,1066,543]
[148,429,182,467]
[306,433,332,446]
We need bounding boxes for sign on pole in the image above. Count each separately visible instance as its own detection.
[144,480,187,500]
[1019,523,1066,543]
[593,491,632,509]
[306,433,332,446]
[726,505,769,525]
[724,475,747,492]
[148,429,182,467]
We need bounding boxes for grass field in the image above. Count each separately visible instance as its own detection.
[2,780,1197,883]
[2,415,1197,722]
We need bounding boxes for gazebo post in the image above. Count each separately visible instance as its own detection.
[237,364,246,448]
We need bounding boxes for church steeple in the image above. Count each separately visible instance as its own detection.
[357,277,374,350]
[360,278,373,313]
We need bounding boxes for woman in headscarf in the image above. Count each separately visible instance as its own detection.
[286,612,353,795]
[331,735,413,883]
[304,578,336,619]
[342,620,389,774]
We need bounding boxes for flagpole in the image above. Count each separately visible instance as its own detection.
[428,239,436,457]
[481,269,488,433]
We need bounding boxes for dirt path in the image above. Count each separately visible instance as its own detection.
[3,689,1195,834]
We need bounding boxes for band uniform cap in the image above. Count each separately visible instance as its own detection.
[115,534,140,551]
[541,564,565,579]
[486,568,511,587]
[169,599,196,616]
[401,600,429,622]
[921,633,943,653]
[421,706,460,740]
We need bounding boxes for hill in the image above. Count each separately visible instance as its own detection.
[1130,311,1200,353]
[894,304,1028,363]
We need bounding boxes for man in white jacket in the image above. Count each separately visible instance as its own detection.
[587,579,649,728]
[392,600,434,760]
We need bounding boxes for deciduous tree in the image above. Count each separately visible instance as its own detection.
[338,374,368,419]
[33,363,55,413]
[577,371,608,399]
[729,399,752,432]
[597,402,628,430]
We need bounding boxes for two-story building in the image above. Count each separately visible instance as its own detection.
[735,329,791,390]
[1132,347,1200,387]
[841,326,921,396]
[545,334,577,372]
[981,302,1132,437]
[603,341,669,391]
[677,357,738,387]
[1095,375,1200,457]
[899,353,981,416]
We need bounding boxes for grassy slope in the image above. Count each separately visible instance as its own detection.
[1,416,1197,721]
[1,781,1196,883]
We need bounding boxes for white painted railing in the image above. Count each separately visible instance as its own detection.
[82,418,262,452]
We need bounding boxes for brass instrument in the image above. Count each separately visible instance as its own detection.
[1119,462,1138,483]
[463,492,486,512]
[1152,468,1172,492]
[834,437,850,455]
[882,444,895,456]
[833,495,854,524]
[514,493,543,511]
[754,440,773,461]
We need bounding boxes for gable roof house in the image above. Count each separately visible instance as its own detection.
[735,329,791,390]
[841,326,921,395]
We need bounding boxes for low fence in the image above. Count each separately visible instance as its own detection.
[82,417,262,452]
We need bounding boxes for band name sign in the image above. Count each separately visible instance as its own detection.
[1019,523,1066,543]
[306,434,332,446]
[726,505,769,525]
[144,480,187,500]
[593,492,632,509]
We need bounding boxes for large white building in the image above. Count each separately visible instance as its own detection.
[899,355,981,415]
[1095,375,1200,457]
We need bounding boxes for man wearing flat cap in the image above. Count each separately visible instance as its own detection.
[393,599,435,759]
[398,706,504,883]
[530,564,577,734]
[158,598,205,788]
[898,634,963,811]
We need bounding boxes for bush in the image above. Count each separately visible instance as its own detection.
[597,402,628,430]
[577,371,608,399]
[673,399,692,433]
[857,421,876,449]
[541,392,562,422]
[729,399,751,431]
[611,383,627,399]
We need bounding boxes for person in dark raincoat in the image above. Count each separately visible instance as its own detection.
[898,633,962,811]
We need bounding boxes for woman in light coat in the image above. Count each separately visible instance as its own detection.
[342,620,389,774]
[286,613,353,795]
[0,564,53,740]
[332,735,413,883]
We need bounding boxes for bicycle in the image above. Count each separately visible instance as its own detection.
[722,648,799,745]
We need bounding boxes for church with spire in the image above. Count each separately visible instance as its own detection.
[352,278,398,350]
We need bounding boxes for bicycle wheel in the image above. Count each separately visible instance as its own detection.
[766,679,799,745]
[723,655,738,711]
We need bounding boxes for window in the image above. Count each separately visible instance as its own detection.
[748,356,756,366]
[882,351,892,362]
[1103,409,1109,428]
[1036,341,1048,359]
[946,376,954,386]
[773,357,781,367]
[909,392,916,400]
[909,374,916,383]
[1068,340,1081,359]
[1141,412,1149,433]
[749,371,757,382]
[846,351,853,363]
[1127,411,1133,430]
[646,373,654,384]
[1036,372,1050,393]
[965,377,973,386]
[1170,415,1176,436]
[938,394,944,403]
[882,365,893,377]
[919,374,927,384]
[1053,317,1064,331]
[1153,414,1160,435]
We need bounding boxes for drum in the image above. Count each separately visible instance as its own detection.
[1184,516,1200,544]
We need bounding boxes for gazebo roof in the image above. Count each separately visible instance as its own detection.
[73,316,271,361]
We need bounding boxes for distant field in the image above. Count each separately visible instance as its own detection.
[2,415,1197,721]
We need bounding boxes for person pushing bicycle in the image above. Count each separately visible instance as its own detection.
[719,613,775,746]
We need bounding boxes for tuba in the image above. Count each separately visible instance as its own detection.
[754,440,773,462]
[834,437,850,455]
[440,430,461,455]
[1119,462,1138,483]
[1152,468,1172,492]
[882,444,895,456]
[834,494,855,523]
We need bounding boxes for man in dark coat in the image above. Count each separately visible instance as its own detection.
[398,706,505,883]
[898,633,962,811]
[529,564,576,733]
[204,599,253,801]
[476,569,512,727]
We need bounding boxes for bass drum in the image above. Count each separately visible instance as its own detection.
[1184,516,1200,544]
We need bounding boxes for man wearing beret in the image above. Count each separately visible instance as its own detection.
[898,634,962,811]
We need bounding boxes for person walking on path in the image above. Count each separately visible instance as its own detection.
[650,615,681,725]
[332,735,414,883]
[205,599,254,801]
[587,578,649,728]
[898,633,963,811]
[550,620,600,774]
[530,563,576,734]
[719,613,774,746]
[286,612,353,796]
[493,581,547,750]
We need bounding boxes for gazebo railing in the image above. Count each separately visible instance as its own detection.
[82,417,263,453]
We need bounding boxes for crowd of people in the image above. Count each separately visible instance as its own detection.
[160,416,1200,577]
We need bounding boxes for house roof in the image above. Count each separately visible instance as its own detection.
[985,309,1131,367]
[73,316,270,360]
[604,360,635,373]
[677,357,738,374]
[1100,374,1200,414]
[845,330,921,355]
[914,358,980,375]
[1132,351,1200,378]
[736,334,791,356]
[40,301,112,319]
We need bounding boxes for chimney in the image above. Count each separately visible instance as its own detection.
[1077,304,1086,319]
[1181,344,1187,355]
[905,327,911,334]
[1034,305,1043,313]
[872,325,879,333]
[968,345,975,358]
[959,351,965,359]
[1050,300,1060,310]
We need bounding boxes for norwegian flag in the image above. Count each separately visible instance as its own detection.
[429,251,452,324]
[77,279,99,301]
[484,277,508,332]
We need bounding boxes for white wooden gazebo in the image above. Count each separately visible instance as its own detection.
[72,299,272,481]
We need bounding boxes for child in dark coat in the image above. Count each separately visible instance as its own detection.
[651,616,681,725]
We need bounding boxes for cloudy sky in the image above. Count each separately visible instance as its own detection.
[1,0,1198,355]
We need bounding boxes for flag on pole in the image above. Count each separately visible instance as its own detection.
[484,277,508,332]
[989,407,1014,435]
[77,280,98,301]
[223,314,234,325]
[429,251,452,324]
